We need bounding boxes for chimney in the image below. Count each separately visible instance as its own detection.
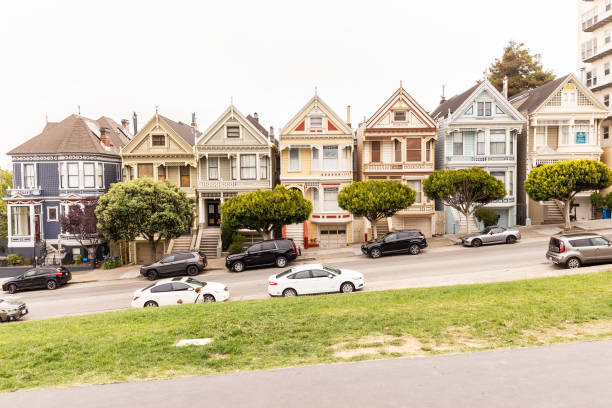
[121,119,129,133]
[269,126,274,141]
[100,127,111,147]
[346,105,351,128]
[503,76,509,99]
[440,85,446,105]
[132,112,138,134]
[191,112,197,128]
[253,112,259,122]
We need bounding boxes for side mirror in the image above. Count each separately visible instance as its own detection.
[489,231,495,235]
[188,287,194,291]
[328,275,334,279]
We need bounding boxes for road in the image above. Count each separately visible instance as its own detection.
[5,232,612,321]
[3,340,612,407]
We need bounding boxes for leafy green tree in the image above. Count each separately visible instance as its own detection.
[474,207,500,228]
[0,169,12,252]
[60,196,102,268]
[526,159,612,230]
[221,185,312,239]
[488,40,556,97]
[337,180,415,239]
[96,179,194,263]
[423,168,506,233]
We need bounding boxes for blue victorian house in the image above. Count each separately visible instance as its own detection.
[5,114,131,263]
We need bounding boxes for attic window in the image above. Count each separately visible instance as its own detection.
[310,117,323,129]
[152,135,165,146]
[394,111,407,121]
[227,126,240,138]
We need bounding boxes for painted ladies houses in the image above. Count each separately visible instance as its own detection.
[279,93,354,249]
[120,112,201,264]
[195,106,278,257]
[431,80,526,233]
[356,86,438,237]
[510,73,609,224]
[5,114,130,262]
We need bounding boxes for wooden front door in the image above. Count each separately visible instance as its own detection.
[207,201,221,227]
[34,214,41,243]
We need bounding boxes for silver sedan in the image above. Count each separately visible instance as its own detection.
[461,226,521,247]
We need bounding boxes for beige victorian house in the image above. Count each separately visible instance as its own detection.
[120,112,201,263]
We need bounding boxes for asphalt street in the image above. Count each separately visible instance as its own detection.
[3,340,612,407]
[4,232,612,321]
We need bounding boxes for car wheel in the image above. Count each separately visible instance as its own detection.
[143,301,158,307]
[232,262,245,272]
[46,280,58,290]
[7,283,17,294]
[202,294,216,303]
[276,256,287,268]
[283,288,297,297]
[340,282,355,293]
[186,265,199,276]
[566,257,581,269]
[147,270,158,281]
[506,236,517,244]
[65,271,72,280]
[370,248,382,258]
[409,244,421,255]
[471,239,482,248]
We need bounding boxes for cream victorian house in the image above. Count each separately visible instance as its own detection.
[279,93,354,249]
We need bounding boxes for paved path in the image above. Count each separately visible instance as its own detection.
[3,340,612,407]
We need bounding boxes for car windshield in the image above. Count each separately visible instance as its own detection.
[323,266,341,275]
[185,278,207,287]
[481,227,493,234]
[276,268,294,279]
[375,233,390,242]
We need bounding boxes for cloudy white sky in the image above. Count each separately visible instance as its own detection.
[0,1,577,169]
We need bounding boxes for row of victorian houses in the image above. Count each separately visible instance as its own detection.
[4,72,610,264]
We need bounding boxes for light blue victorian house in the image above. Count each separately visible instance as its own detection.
[431,80,526,233]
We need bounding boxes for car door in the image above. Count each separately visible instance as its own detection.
[491,227,506,244]
[310,269,336,293]
[32,269,50,289]
[480,227,495,244]
[569,238,595,262]
[286,270,312,294]
[158,255,177,276]
[244,243,265,266]
[20,269,38,289]
[395,232,414,253]
[381,233,401,254]
[171,282,198,305]
[589,237,612,262]
[260,241,278,266]
[149,283,174,306]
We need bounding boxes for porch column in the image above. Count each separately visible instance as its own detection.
[29,203,35,243]
[237,153,241,180]
[198,192,205,226]
[506,128,510,156]
[256,154,260,180]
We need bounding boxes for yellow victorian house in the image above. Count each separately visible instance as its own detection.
[280,93,354,249]
[120,112,201,263]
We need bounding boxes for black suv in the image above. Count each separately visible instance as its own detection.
[2,267,72,294]
[140,251,207,281]
[361,230,427,258]
[225,239,300,272]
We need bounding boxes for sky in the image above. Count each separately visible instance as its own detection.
[0,0,578,169]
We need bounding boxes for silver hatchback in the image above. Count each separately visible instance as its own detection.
[546,233,612,269]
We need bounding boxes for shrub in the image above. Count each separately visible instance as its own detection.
[221,222,234,251]
[23,258,32,266]
[228,234,246,254]
[591,192,605,209]
[474,207,500,227]
[7,253,23,265]
[102,257,120,270]
[74,254,83,264]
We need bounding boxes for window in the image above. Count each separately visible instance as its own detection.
[172,282,190,291]
[344,147,351,170]
[137,164,153,179]
[605,95,610,107]
[97,163,104,188]
[151,283,173,293]
[323,146,338,171]
[406,180,422,203]
[249,243,263,252]
[47,206,58,222]
[311,148,319,171]
[453,133,463,155]
[371,141,381,162]
[11,206,30,236]
[23,164,35,188]
[83,163,95,188]
[260,156,268,179]
[231,157,237,180]
[310,117,323,129]
[157,165,166,182]
[68,163,79,188]
[384,233,398,242]
[312,269,331,278]
[570,238,591,248]
[406,138,421,161]
[490,131,506,155]
[490,172,506,192]
[477,102,492,116]
[323,187,339,212]
[394,110,406,121]
[152,134,165,146]
[586,70,597,87]
[575,124,590,144]
[261,242,276,250]
[289,148,300,171]
[426,140,433,161]
[508,171,513,196]
[604,126,609,139]
[291,270,311,279]
[180,166,190,187]
[208,157,219,180]
[240,154,256,179]
[394,139,402,162]
[591,237,610,246]
[312,188,319,212]
[606,31,611,45]
[606,62,611,76]
[128,166,134,180]
[226,126,240,138]
[59,163,66,188]
[535,126,546,147]
[161,255,175,263]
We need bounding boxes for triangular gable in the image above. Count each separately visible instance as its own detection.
[281,94,352,135]
[450,80,525,123]
[365,87,437,130]
[121,114,194,155]
[532,73,607,113]
[198,105,272,146]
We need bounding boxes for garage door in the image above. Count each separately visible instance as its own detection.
[395,216,432,237]
[319,225,347,248]
[285,223,304,250]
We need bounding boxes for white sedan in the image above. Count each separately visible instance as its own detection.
[131,277,229,308]
[268,264,365,297]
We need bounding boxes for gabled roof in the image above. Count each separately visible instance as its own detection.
[158,115,201,146]
[509,75,569,114]
[198,105,274,146]
[430,83,480,120]
[280,94,352,135]
[246,114,269,138]
[365,86,437,129]
[8,114,130,155]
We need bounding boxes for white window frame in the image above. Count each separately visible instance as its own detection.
[453,133,463,156]
[260,156,268,180]
[289,148,300,172]
[490,131,507,155]
[10,205,31,237]
[312,187,320,212]
[240,154,257,180]
[230,156,237,180]
[311,147,319,171]
[208,157,219,180]
[406,180,422,204]
[309,117,323,129]
[344,147,351,170]
[476,132,485,155]
[83,162,95,188]
[323,187,339,212]
[477,101,492,117]
[47,206,59,222]
[97,163,104,188]
[225,125,241,139]
[23,163,36,189]
[393,110,407,122]
[67,162,80,188]
[322,146,339,171]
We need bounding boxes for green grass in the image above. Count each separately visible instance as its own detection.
[2,271,612,392]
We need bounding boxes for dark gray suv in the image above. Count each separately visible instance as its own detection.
[140,251,207,280]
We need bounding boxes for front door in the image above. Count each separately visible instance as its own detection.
[207,201,221,227]
[34,214,41,243]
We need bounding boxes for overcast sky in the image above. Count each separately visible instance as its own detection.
[0,0,577,169]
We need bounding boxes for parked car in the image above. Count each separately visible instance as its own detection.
[461,226,521,247]
[268,264,364,297]
[131,277,229,307]
[2,267,72,294]
[0,298,28,322]
[546,233,612,269]
[140,251,207,281]
[226,238,300,272]
[361,230,427,258]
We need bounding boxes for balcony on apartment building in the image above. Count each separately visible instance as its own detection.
[197,179,270,190]
[6,187,42,197]
[582,35,612,63]
[582,0,612,32]
[396,202,435,215]
[363,162,434,172]
[446,155,515,163]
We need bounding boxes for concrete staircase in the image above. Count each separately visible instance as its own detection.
[543,201,564,224]
[43,243,62,266]
[375,219,390,236]
[199,227,221,259]
[169,233,192,253]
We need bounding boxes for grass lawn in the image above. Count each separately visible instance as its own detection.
[2,271,612,392]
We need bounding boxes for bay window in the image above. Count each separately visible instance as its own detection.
[11,206,30,236]
[490,131,506,155]
[84,163,95,188]
[158,165,166,182]
[68,163,79,188]
[323,187,339,212]
[24,164,35,188]
[180,166,190,187]
[477,132,485,155]
[312,148,319,171]
[208,157,219,180]
[371,141,380,162]
[453,133,463,156]
[323,146,338,170]
[535,126,546,147]
[260,156,268,179]
[97,163,104,188]
[575,124,590,144]
[137,164,153,179]
[240,154,256,179]
[344,147,351,170]
[60,163,66,188]
[394,139,402,162]
[289,148,300,171]
[406,138,421,161]
[406,180,422,204]
[426,140,433,161]
[231,157,237,180]
[490,172,506,194]
[312,188,320,212]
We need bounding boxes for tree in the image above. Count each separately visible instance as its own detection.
[96,179,194,263]
[221,185,312,239]
[526,159,612,230]
[337,180,415,239]
[423,168,506,233]
[488,40,556,97]
[0,169,12,252]
[60,197,102,268]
